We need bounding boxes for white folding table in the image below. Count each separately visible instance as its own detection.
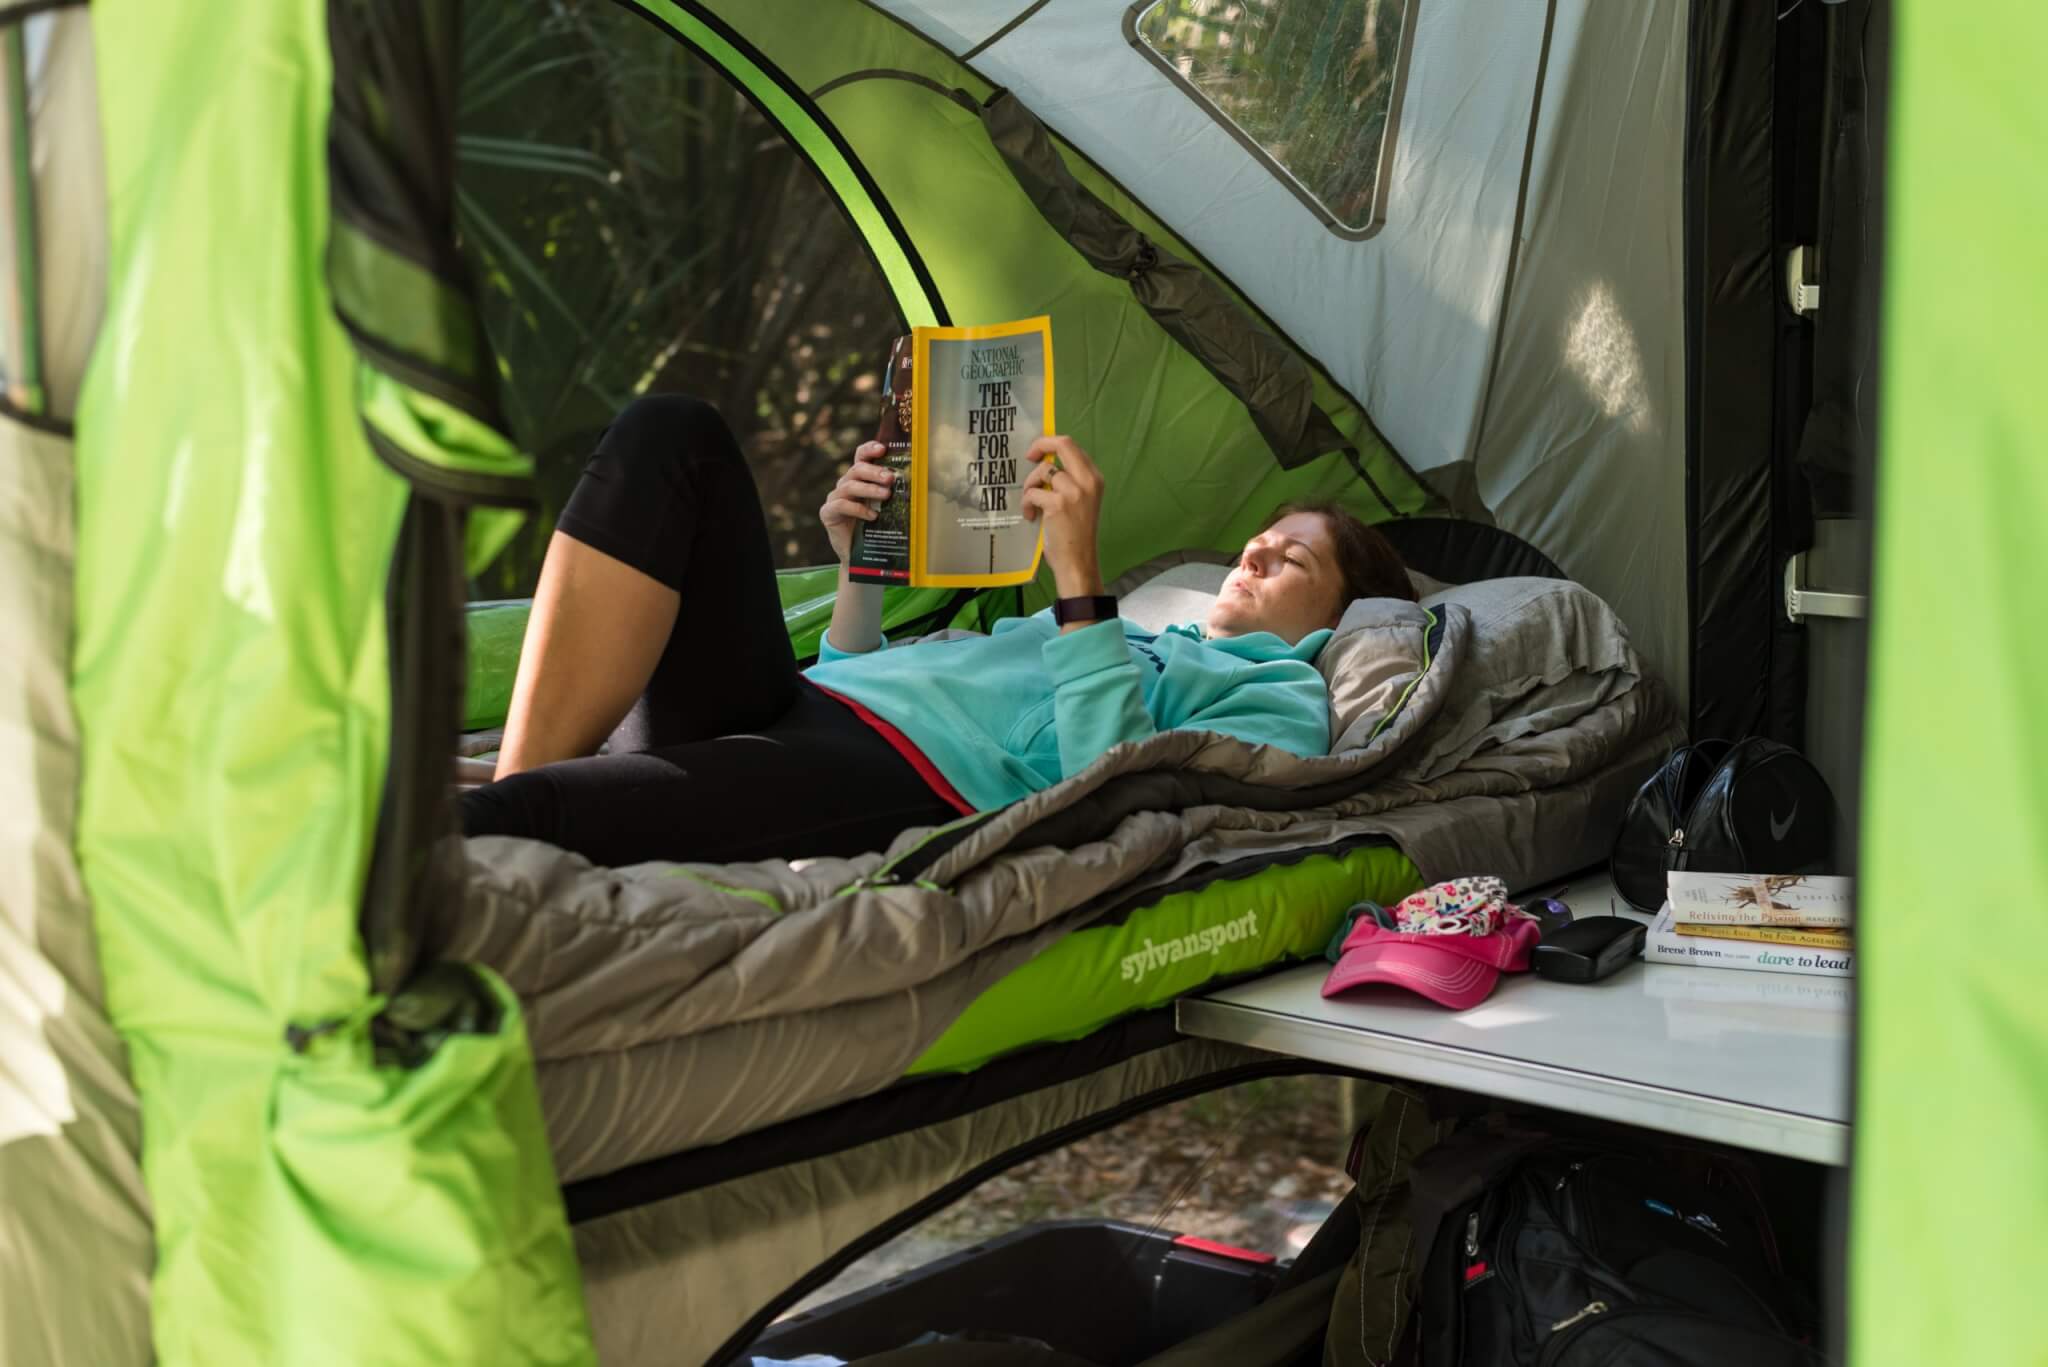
[1176,875,1851,1166]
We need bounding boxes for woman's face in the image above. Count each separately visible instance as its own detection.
[1205,511,1347,644]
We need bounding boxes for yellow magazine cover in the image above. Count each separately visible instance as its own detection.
[911,316,1053,588]
[846,316,1053,588]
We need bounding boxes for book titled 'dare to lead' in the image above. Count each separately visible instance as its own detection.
[1646,904,1853,979]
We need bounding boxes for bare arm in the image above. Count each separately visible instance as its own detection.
[1020,434,1108,633]
[826,565,885,653]
[820,440,894,653]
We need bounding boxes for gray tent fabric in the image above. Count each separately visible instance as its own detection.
[1322,1085,1456,1367]
[430,588,1677,1186]
[1473,0,1691,711]
[0,414,152,1367]
[0,16,153,1367]
[929,0,1553,482]
[880,0,1696,744]
[981,89,1371,480]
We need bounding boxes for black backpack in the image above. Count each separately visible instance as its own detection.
[1610,737,1837,912]
[1406,1132,1827,1367]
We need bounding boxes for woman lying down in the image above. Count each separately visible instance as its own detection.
[462,394,1416,867]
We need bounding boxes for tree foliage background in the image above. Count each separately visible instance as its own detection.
[454,0,1407,600]
[1136,0,1404,230]
[455,0,903,597]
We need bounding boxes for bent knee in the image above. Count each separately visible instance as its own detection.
[460,770,564,844]
[602,393,740,472]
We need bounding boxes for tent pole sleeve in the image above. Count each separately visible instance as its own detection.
[326,0,532,999]
[979,88,1391,499]
[327,0,533,509]
[1682,0,1790,742]
[2,24,42,415]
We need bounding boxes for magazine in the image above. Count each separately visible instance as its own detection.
[1645,904,1853,979]
[1664,871,1853,926]
[846,316,1053,588]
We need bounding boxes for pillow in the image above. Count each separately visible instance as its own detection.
[1117,560,1230,633]
[1416,576,1637,688]
[1115,556,1445,634]
[1407,576,1645,772]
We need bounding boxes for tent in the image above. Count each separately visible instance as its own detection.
[0,0,2038,1363]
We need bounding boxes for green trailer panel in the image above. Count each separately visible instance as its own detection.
[1852,3,2048,1363]
[71,1,593,1360]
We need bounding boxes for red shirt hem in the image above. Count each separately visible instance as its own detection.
[810,683,976,816]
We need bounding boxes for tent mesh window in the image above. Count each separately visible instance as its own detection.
[1129,0,1411,235]
[453,0,907,597]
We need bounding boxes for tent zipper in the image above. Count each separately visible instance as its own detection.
[839,808,998,895]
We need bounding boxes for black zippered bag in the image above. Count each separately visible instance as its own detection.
[1406,1131,1828,1366]
[1609,737,1837,912]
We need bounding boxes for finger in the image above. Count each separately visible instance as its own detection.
[1029,436,1100,496]
[1027,433,1083,464]
[850,442,891,468]
[823,496,880,523]
[1020,487,1062,521]
[836,474,894,501]
[1021,458,1057,495]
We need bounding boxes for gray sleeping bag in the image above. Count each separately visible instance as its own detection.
[426,577,1679,1183]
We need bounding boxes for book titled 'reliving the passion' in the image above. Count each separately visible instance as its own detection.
[846,316,1053,588]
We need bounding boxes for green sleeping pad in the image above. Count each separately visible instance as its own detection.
[912,842,1421,1075]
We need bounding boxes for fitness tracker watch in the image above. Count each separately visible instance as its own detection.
[1051,594,1120,626]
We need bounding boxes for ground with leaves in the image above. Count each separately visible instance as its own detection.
[794,1077,1366,1315]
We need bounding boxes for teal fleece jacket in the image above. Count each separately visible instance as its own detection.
[805,612,1332,813]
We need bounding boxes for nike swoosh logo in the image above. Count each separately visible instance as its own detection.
[1770,803,1798,841]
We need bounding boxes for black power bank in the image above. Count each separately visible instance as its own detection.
[1531,916,1647,983]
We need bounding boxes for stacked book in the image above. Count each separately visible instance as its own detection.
[1645,872,1853,979]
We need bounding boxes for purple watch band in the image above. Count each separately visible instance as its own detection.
[1051,594,1119,625]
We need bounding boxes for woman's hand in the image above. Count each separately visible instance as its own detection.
[1021,435,1105,597]
[820,441,896,565]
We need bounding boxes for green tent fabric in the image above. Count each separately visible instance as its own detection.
[70,0,592,1361]
[614,0,1431,590]
[26,0,2048,1360]
[1851,2,2048,1362]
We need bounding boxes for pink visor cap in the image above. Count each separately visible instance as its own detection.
[1321,916,1541,1010]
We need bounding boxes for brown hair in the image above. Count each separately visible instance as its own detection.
[1262,501,1417,605]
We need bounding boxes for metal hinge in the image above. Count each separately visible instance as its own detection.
[1785,245,1820,315]
[1784,552,1867,623]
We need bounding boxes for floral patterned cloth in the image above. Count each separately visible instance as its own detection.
[1375,876,1536,938]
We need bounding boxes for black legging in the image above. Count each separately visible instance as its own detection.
[460,395,961,867]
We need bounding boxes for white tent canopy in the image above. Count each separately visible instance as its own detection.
[873,0,1691,702]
